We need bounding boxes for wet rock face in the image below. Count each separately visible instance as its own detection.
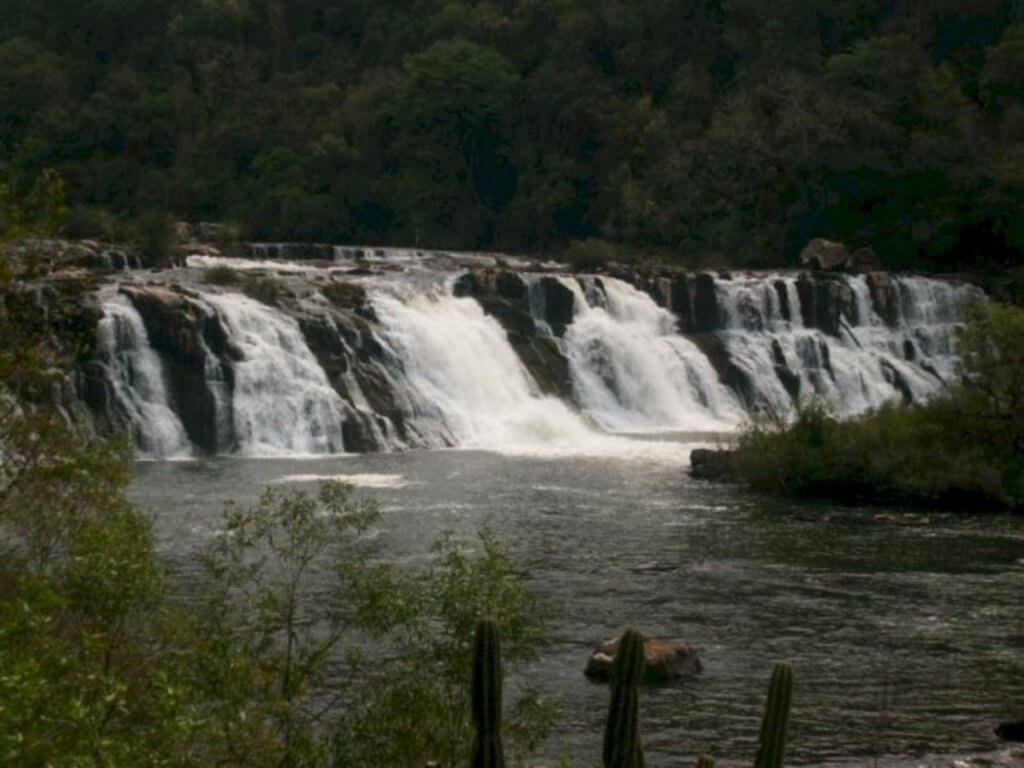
[866,271,897,326]
[295,306,409,453]
[121,284,236,454]
[535,276,575,332]
[664,272,719,333]
[795,274,857,337]
[453,268,574,398]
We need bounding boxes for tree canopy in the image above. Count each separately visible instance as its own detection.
[1,0,1021,268]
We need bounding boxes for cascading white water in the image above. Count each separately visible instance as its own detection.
[714,273,980,417]
[557,276,744,432]
[88,251,987,459]
[368,278,690,460]
[201,292,347,456]
[368,279,596,449]
[96,291,193,459]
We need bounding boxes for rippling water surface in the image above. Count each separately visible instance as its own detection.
[130,444,1024,767]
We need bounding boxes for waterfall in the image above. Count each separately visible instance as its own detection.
[201,292,347,456]
[368,278,604,452]
[556,276,744,432]
[713,273,979,418]
[96,291,192,459]
[84,256,985,459]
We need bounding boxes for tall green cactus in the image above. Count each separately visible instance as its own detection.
[603,628,646,768]
[754,662,794,768]
[471,618,505,768]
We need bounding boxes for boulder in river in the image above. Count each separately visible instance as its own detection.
[997,721,1024,742]
[689,448,736,482]
[584,636,701,684]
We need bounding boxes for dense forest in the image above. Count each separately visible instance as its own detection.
[1,0,1022,268]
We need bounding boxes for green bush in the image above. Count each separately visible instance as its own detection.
[562,239,621,273]
[61,205,122,240]
[204,264,242,285]
[335,528,555,768]
[243,274,284,305]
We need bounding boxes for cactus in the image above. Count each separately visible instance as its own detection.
[754,662,794,768]
[471,618,505,768]
[602,628,646,768]
[695,754,716,768]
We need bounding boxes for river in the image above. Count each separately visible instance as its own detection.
[129,441,1024,767]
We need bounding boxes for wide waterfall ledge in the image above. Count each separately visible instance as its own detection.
[75,252,983,461]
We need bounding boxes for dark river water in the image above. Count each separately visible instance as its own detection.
[129,443,1024,767]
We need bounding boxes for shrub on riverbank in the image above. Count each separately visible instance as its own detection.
[732,302,1024,512]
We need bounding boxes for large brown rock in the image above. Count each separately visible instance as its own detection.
[849,246,881,272]
[800,238,851,271]
[584,636,701,684]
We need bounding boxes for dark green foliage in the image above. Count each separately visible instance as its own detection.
[603,628,646,768]
[62,206,121,240]
[243,275,284,306]
[204,265,241,285]
[132,210,175,265]
[333,529,553,767]
[563,238,621,273]
[1,3,1022,267]
[755,663,794,768]
[695,754,715,768]
[471,619,505,768]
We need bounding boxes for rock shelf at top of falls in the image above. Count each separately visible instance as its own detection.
[60,246,983,459]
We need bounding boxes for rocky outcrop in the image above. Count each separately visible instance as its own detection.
[3,271,105,417]
[454,268,574,398]
[121,284,238,453]
[672,272,721,333]
[795,273,856,336]
[689,448,736,481]
[849,246,881,271]
[865,271,897,325]
[584,636,701,684]
[799,239,882,273]
[293,282,411,452]
[800,238,850,271]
